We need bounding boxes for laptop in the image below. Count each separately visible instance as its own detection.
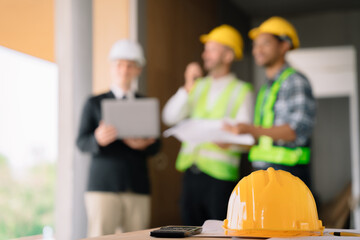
[101,98,160,138]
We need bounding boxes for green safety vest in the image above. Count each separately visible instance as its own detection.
[176,77,252,181]
[249,67,310,166]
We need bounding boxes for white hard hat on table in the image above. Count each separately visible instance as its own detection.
[108,39,146,67]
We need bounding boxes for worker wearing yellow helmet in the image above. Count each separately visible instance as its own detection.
[163,25,253,225]
[224,17,316,188]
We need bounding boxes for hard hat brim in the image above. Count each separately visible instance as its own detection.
[248,17,300,49]
[248,27,260,40]
[248,28,280,41]
[223,228,324,238]
[200,34,208,44]
[199,34,242,60]
[248,28,299,49]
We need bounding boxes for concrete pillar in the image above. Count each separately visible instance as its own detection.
[55,0,92,239]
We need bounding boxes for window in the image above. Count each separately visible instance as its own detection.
[0,46,58,239]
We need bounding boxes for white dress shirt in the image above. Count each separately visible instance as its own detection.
[162,73,254,126]
[110,84,135,100]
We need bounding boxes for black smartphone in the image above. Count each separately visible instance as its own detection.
[150,225,202,238]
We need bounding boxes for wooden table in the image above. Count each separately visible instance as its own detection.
[13,229,229,240]
[15,229,360,239]
[80,228,230,240]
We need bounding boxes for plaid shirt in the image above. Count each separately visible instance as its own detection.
[261,63,316,148]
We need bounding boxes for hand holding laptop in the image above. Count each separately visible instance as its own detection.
[95,121,118,147]
[95,121,155,150]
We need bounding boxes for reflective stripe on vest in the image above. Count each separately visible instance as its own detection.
[176,78,252,181]
[249,68,310,166]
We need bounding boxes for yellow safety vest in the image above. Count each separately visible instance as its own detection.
[176,77,252,181]
[249,68,310,166]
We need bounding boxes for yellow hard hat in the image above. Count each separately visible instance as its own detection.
[200,24,243,60]
[223,167,324,238]
[249,16,300,49]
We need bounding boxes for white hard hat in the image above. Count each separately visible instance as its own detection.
[108,39,146,66]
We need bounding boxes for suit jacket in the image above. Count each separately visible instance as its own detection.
[76,91,160,194]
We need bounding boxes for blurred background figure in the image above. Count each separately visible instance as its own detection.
[224,16,316,188]
[162,25,253,226]
[76,39,160,237]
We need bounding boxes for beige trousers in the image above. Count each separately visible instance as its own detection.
[85,191,151,237]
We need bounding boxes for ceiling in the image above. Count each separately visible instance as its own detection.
[230,0,360,18]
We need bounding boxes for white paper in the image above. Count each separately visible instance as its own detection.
[196,220,263,239]
[194,219,231,238]
[201,219,226,234]
[270,234,359,240]
[163,119,255,145]
[271,228,360,240]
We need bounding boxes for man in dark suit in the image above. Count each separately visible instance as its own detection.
[77,39,160,237]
